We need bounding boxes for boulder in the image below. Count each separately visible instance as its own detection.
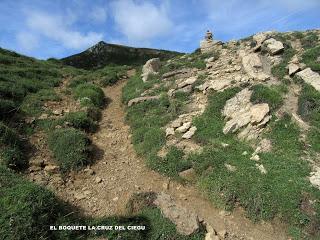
[182,126,197,139]
[253,31,272,46]
[263,38,284,55]
[179,168,196,181]
[222,89,270,135]
[200,40,222,53]
[239,51,269,81]
[288,63,300,76]
[166,127,175,137]
[177,76,197,88]
[141,58,161,82]
[176,122,192,133]
[162,68,191,79]
[296,68,320,92]
[128,95,161,107]
[154,192,199,235]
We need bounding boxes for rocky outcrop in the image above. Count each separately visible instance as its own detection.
[141,58,161,82]
[162,68,193,79]
[200,40,222,53]
[239,51,270,81]
[296,68,320,91]
[128,95,160,107]
[253,31,273,51]
[154,192,199,235]
[263,38,284,55]
[222,88,271,140]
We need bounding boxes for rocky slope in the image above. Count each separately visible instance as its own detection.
[61,41,182,69]
[1,29,320,240]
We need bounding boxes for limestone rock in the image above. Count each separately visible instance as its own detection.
[222,88,270,135]
[176,122,192,133]
[44,165,59,174]
[288,63,300,76]
[177,76,197,88]
[225,163,236,172]
[141,58,161,82]
[182,126,197,139]
[253,31,273,46]
[296,68,320,92]
[310,167,320,190]
[205,225,219,240]
[128,95,161,107]
[179,168,196,181]
[250,103,270,124]
[256,164,267,174]
[171,118,183,128]
[239,51,269,81]
[166,127,175,137]
[154,192,199,235]
[162,68,191,79]
[263,38,284,55]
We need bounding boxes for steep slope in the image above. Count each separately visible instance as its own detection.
[61,41,182,69]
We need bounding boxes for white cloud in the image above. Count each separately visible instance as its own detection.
[111,0,173,42]
[24,11,103,50]
[16,31,39,52]
[90,6,108,23]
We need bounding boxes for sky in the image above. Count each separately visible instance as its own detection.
[0,0,319,59]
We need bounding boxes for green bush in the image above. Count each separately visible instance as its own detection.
[271,48,296,80]
[48,128,91,173]
[0,146,25,169]
[62,111,97,132]
[301,32,319,49]
[298,83,320,128]
[74,83,105,107]
[250,84,283,111]
[308,128,320,152]
[0,167,66,240]
[0,99,16,118]
[302,46,320,71]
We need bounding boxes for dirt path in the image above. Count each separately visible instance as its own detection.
[49,80,289,240]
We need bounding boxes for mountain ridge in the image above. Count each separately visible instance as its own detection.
[61,41,183,69]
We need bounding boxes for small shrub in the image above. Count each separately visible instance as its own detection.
[0,146,25,169]
[48,128,91,173]
[62,111,97,132]
[298,83,320,128]
[0,99,16,118]
[74,83,105,107]
[250,84,283,111]
[301,46,320,71]
[301,32,319,49]
[0,167,66,240]
[308,128,320,152]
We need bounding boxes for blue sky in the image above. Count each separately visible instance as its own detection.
[0,0,319,59]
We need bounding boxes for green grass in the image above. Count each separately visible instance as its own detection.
[300,32,319,49]
[48,128,91,173]
[0,122,26,170]
[58,111,97,132]
[0,166,79,240]
[250,84,283,111]
[301,46,320,71]
[73,83,105,107]
[271,47,296,80]
[298,83,320,153]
